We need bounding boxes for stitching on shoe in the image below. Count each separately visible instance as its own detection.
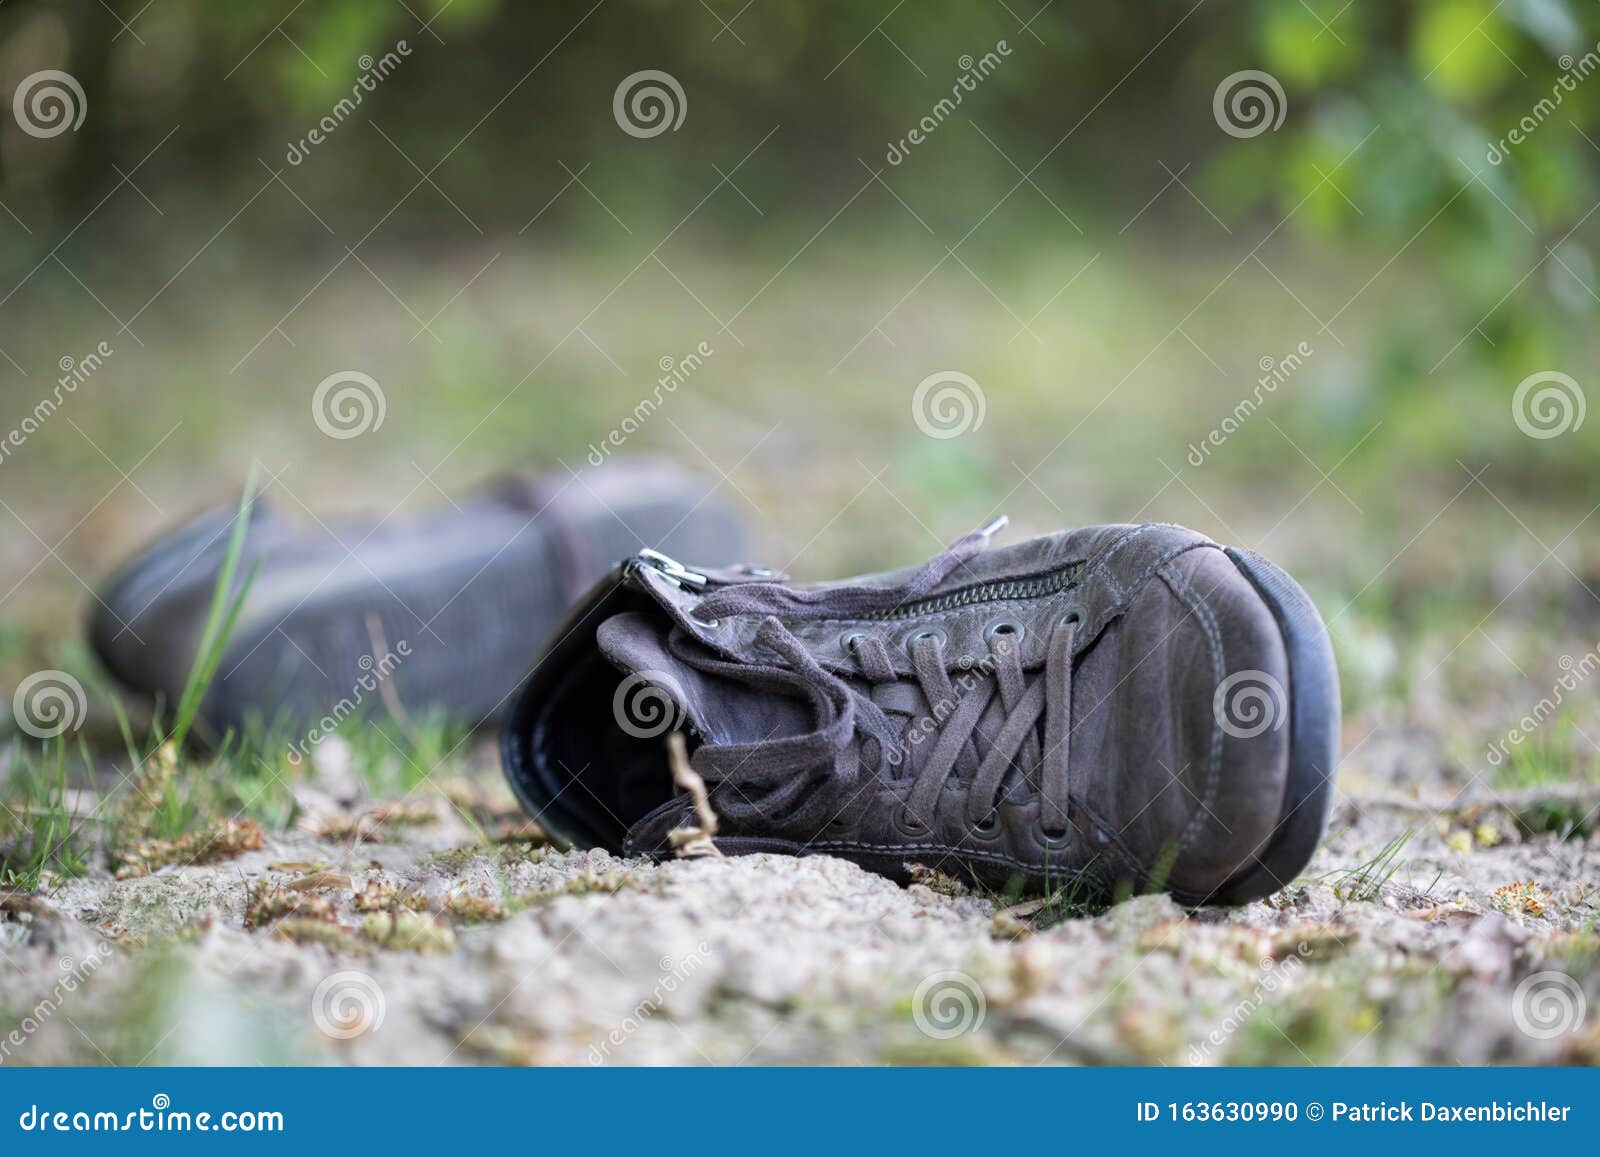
[1072,796,1149,882]
[624,803,1149,883]
[1156,558,1225,855]
[1095,524,1148,601]
[623,833,1142,883]
[802,839,1059,873]
[799,832,1145,882]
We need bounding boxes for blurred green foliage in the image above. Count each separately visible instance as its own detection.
[3,0,1597,312]
[1,0,1598,501]
[1,1,1596,247]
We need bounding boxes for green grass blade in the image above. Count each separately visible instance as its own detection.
[167,466,260,750]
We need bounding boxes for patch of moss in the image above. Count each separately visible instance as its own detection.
[243,881,338,929]
[114,818,264,879]
[1490,880,1552,917]
[361,910,455,954]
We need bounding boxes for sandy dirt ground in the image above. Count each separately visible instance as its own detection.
[4,717,1597,1068]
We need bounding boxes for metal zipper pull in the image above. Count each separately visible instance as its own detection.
[977,514,1009,539]
[635,548,709,589]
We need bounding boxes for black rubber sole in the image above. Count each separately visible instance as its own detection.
[1205,545,1342,905]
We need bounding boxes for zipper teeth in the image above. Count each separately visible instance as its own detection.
[859,562,1083,621]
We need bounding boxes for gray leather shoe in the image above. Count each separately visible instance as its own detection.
[90,459,750,740]
[501,520,1339,905]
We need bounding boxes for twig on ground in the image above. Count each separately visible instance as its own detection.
[665,732,723,859]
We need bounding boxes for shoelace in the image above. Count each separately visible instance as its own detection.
[668,523,1078,842]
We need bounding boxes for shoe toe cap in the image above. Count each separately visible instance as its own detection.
[1077,544,1293,900]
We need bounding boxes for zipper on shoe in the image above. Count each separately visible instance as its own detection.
[635,548,710,589]
[635,551,789,593]
[637,542,1084,619]
[859,561,1085,621]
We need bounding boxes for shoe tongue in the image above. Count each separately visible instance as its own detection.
[596,611,811,745]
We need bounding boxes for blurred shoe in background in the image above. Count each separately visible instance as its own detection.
[88,458,750,741]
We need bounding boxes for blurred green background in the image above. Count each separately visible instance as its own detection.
[1,0,1598,761]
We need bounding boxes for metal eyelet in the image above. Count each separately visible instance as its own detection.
[740,565,778,577]
[690,614,719,630]
[840,630,872,654]
[984,618,1025,644]
[903,627,947,656]
[968,812,1002,839]
[1040,826,1071,849]
[1058,603,1086,628]
[893,802,931,838]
